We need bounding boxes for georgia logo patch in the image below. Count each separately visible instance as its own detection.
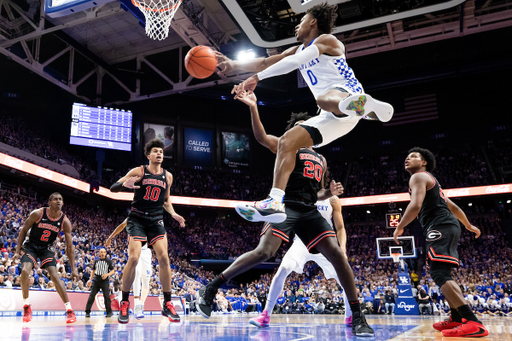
[426,230,442,241]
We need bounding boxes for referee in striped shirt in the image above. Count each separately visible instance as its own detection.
[85,248,115,317]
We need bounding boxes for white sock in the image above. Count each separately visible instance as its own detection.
[269,188,285,203]
[23,298,29,306]
[134,298,140,307]
[64,302,72,311]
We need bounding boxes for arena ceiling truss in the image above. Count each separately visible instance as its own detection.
[0,0,511,105]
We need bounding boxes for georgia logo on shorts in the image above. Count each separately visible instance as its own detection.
[426,230,442,241]
[158,220,164,226]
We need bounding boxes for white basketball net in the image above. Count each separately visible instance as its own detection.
[391,253,401,263]
[132,0,183,41]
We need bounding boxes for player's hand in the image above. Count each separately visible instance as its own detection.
[393,226,404,244]
[329,180,344,196]
[105,238,112,247]
[123,176,141,189]
[13,250,20,261]
[172,213,186,227]
[236,90,257,108]
[215,52,235,74]
[467,225,481,238]
[72,270,79,281]
[232,75,259,98]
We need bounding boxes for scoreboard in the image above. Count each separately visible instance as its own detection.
[69,103,132,151]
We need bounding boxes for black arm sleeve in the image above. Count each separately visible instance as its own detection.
[110,182,123,193]
[108,259,114,271]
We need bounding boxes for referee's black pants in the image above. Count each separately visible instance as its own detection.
[85,276,112,314]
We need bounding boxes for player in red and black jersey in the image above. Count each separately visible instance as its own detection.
[110,139,186,324]
[14,192,77,323]
[196,91,374,337]
[394,147,488,337]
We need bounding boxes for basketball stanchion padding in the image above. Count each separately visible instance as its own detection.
[131,0,182,40]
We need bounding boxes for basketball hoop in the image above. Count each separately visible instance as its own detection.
[131,0,183,40]
[391,253,401,263]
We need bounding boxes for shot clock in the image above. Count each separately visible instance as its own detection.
[386,213,402,228]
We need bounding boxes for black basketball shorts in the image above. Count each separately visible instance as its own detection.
[126,213,166,248]
[21,242,57,268]
[260,205,336,253]
[425,223,461,267]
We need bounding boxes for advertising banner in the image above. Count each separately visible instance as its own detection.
[221,132,250,168]
[184,128,213,167]
[143,123,175,160]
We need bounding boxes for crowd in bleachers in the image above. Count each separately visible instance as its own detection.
[0,114,89,178]
[1,111,510,203]
[1,181,511,316]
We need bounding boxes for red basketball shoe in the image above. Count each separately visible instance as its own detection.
[66,309,76,324]
[22,305,32,323]
[433,316,462,331]
[441,319,489,337]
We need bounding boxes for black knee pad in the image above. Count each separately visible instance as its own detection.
[429,261,454,287]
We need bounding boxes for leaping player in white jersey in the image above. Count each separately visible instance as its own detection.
[216,3,393,224]
[106,218,152,319]
[249,195,353,328]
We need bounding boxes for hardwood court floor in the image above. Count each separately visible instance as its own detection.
[1,313,510,340]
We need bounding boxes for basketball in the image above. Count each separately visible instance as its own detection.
[185,46,217,79]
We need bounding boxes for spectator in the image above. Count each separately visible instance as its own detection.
[418,289,432,315]
[384,290,396,314]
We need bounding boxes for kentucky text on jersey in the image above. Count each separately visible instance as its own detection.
[37,223,60,233]
[142,178,167,189]
[299,153,323,164]
[299,58,321,71]
[316,205,329,211]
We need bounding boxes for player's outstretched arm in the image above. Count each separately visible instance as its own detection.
[63,216,78,280]
[216,46,299,74]
[330,196,347,256]
[446,198,481,238]
[105,218,128,247]
[110,167,143,192]
[232,35,343,98]
[394,173,428,243]
[163,172,186,227]
[236,90,279,153]
[14,209,41,259]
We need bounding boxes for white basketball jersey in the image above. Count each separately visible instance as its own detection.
[296,36,363,99]
[315,198,333,227]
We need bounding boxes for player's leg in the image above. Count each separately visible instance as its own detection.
[196,226,284,319]
[313,253,353,324]
[47,265,76,323]
[140,249,152,306]
[19,258,34,323]
[235,127,314,223]
[316,89,350,116]
[118,236,142,323]
[133,256,143,318]
[428,224,488,337]
[313,237,374,337]
[317,88,393,122]
[122,238,142,293]
[250,240,306,327]
[151,234,180,322]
